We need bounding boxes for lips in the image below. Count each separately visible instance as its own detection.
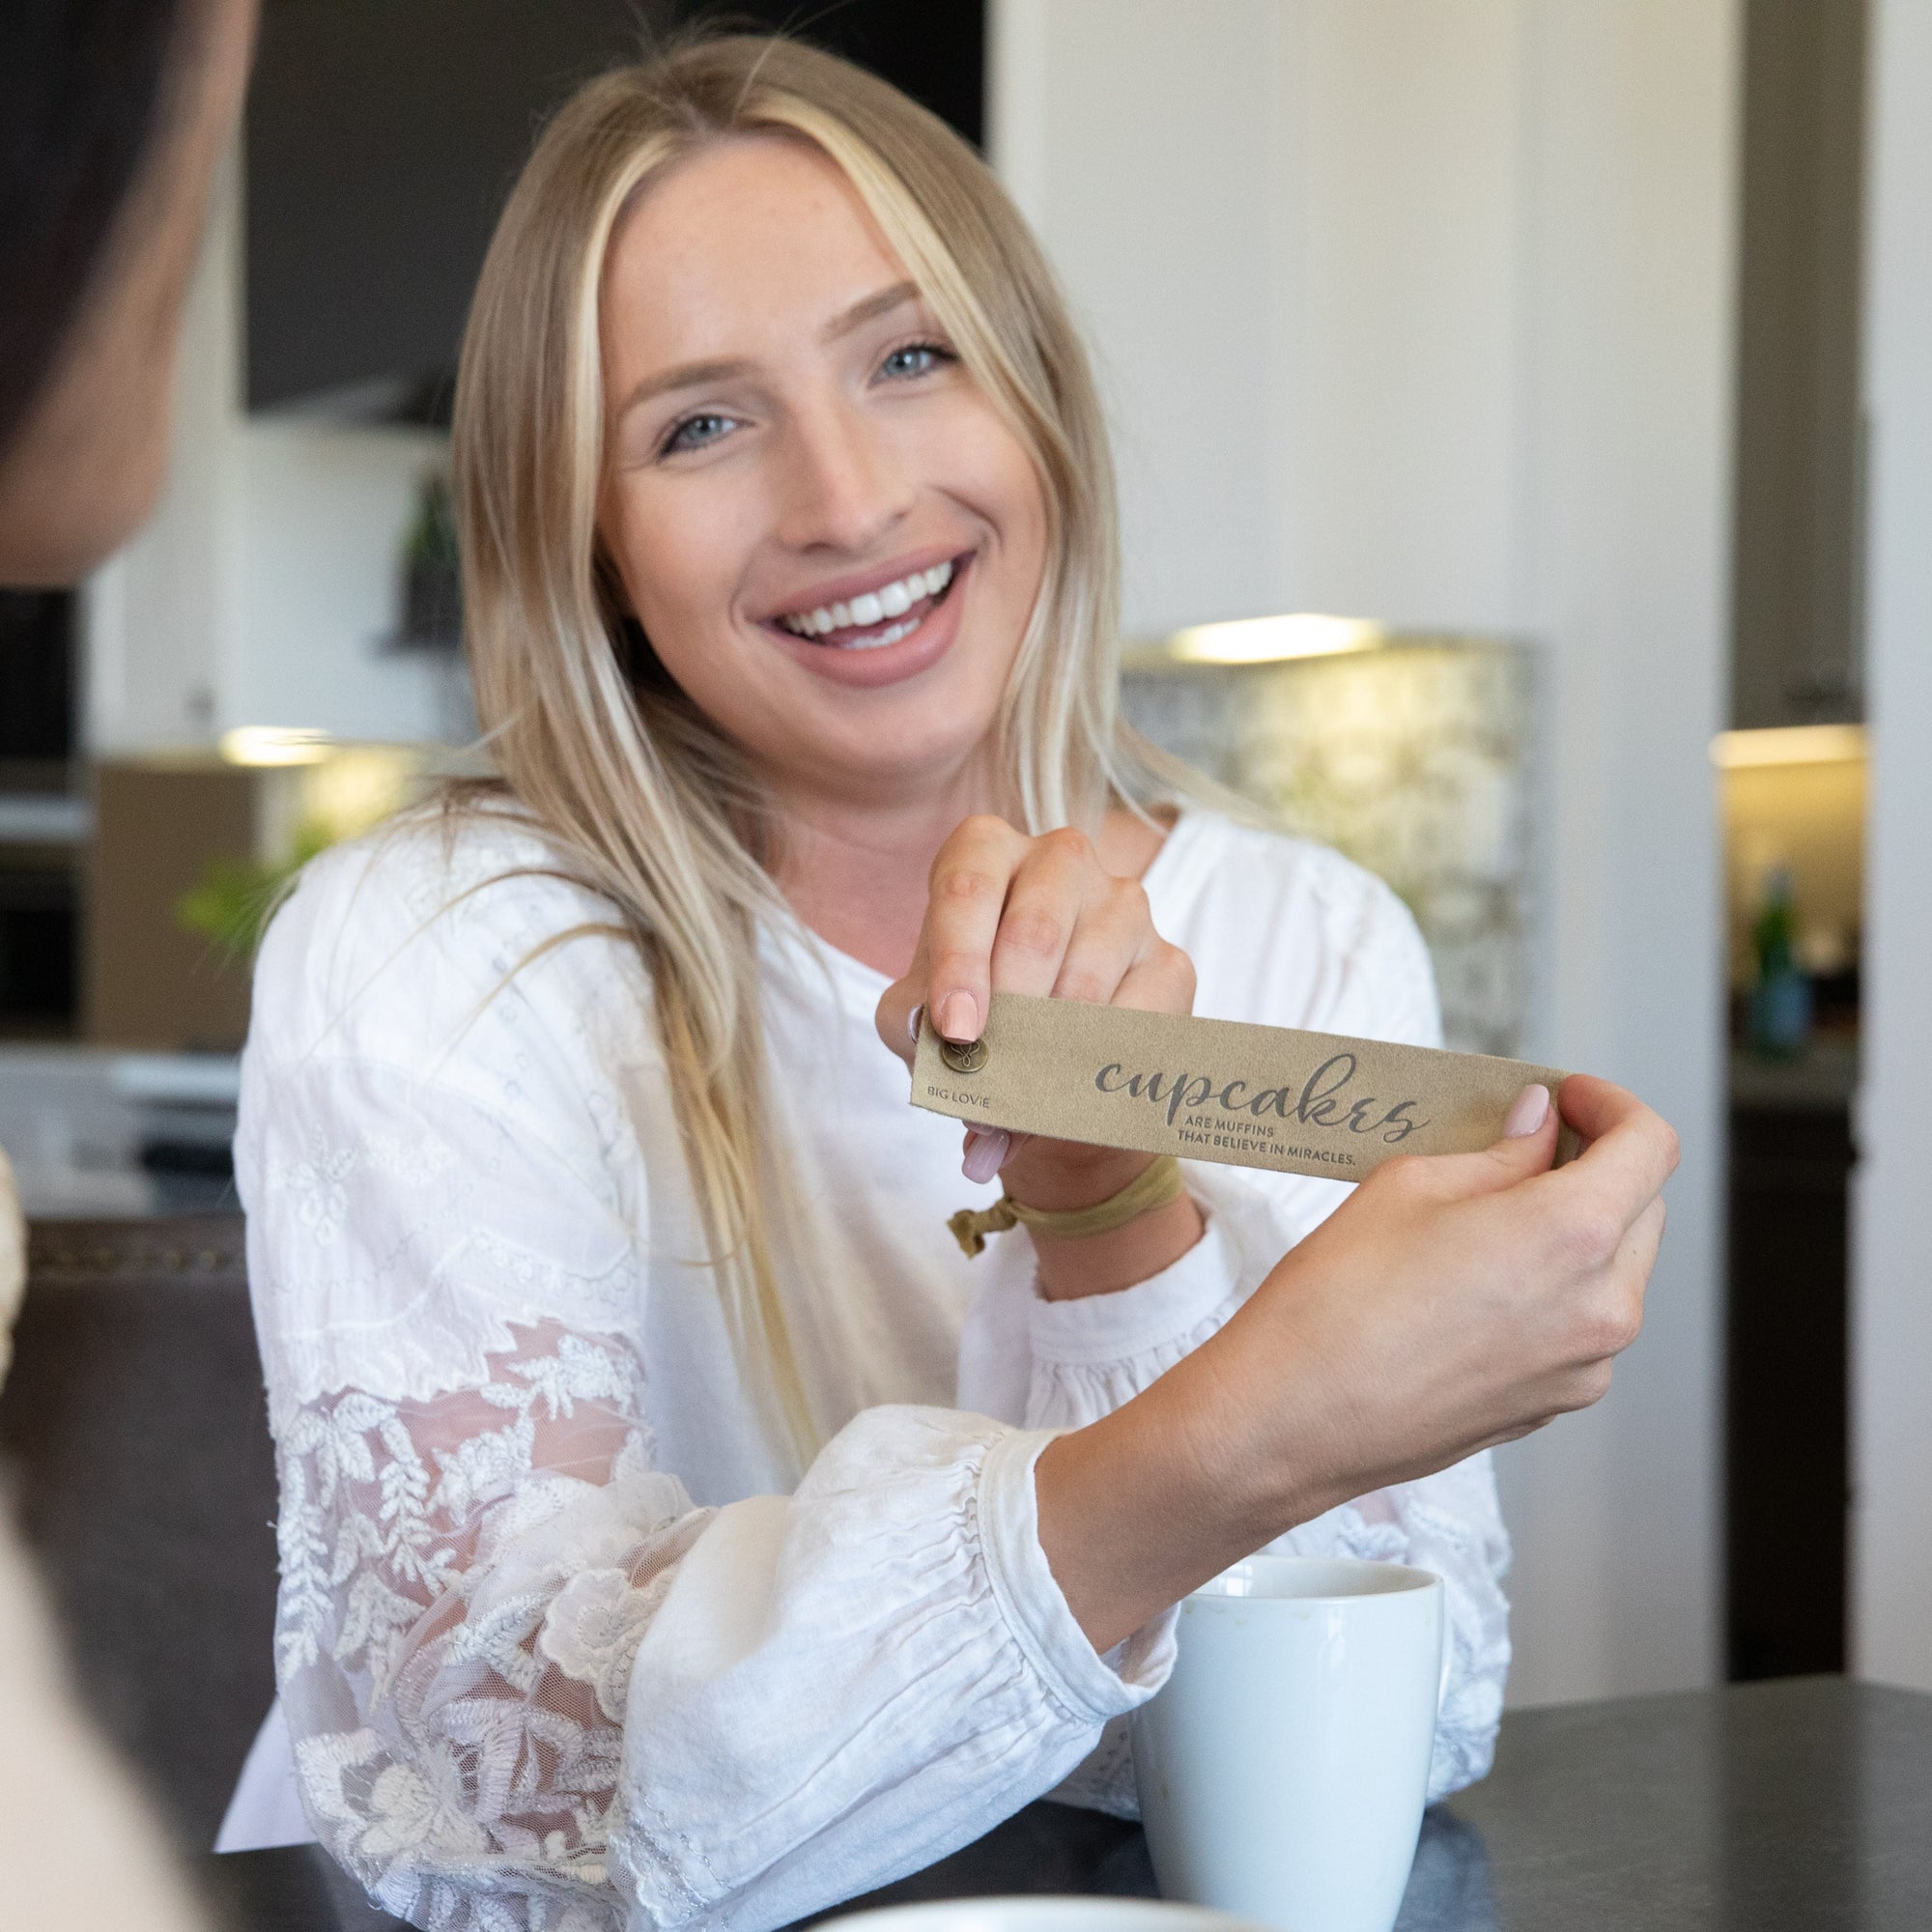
[760,550,974,690]
[761,552,964,653]
[777,558,955,647]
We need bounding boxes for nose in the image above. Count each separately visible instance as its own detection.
[773,390,914,556]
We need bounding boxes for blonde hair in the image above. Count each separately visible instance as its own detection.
[453,33,1183,1464]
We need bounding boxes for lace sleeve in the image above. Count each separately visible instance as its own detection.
[272,1334,1165,1932]
[274,1321,712,1929]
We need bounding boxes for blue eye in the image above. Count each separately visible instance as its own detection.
[663,412,736,456]
[880,341,953,382]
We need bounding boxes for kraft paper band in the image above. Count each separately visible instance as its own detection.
[912,993,1579,1182]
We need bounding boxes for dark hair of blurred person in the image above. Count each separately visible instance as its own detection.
[0,0,256,584]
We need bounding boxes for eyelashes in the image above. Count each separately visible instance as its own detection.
[659,411,736,458]
[653,336,959,461]
[877,337,957,382]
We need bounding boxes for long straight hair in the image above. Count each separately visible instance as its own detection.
[453,33,1190,1464]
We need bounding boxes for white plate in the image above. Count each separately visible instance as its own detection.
[823,1898,1265,1932]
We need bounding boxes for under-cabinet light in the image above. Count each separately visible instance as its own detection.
[1711,724,1867,768]
[1166,613,1386,666]
[220,726,335,767]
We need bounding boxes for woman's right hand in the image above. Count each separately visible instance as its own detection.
[1034,1074,1679,1653]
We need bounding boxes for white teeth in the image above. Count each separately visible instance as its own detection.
[841,615,920,651]
[777,559,956,637]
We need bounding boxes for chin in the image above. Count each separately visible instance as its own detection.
[810,710,999,799]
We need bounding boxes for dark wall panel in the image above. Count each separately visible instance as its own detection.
[246,1,984,417]
[0,589,73,764]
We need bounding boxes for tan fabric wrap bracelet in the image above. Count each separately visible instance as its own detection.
[948,1153,1185,1259]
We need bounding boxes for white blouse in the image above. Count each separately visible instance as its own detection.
[232,806,1510,1932]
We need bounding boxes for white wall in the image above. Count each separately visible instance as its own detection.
[1506,0,1736,1704]
[992,0,1736,1702]
[991,1,1525,639]
[991,1,1286,634]
[1852,0,1932,1692]
[235,420,454,743]
[86,159,456,753]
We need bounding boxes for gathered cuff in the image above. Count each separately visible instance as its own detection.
[1025,1208,1246,1368]
[976,1427,1168,1724]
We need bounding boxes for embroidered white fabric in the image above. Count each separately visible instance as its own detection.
[236,808,1511,1930]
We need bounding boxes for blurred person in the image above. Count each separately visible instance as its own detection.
[1,0,256,1924]
[0,0,254,582]
[0,1518,207,1931]
[226,36,1676,1931]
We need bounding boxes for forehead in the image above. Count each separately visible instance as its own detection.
[602,135,911,366]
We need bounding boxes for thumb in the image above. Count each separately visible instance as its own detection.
[1402,1082,1559,1202]
[1474,1082,1560,1187]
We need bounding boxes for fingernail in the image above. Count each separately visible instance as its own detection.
[936,992,980,1042]
[962,1127,1010,1184]
[1504,1084,1551,1138]
[907,1002,925,1046]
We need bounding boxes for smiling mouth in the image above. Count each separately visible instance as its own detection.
[771,557,960,652]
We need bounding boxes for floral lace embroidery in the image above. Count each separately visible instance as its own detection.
[541,1570,674,1723]
[274,1323,710,1931]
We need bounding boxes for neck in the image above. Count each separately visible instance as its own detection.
[771,761,1006,979]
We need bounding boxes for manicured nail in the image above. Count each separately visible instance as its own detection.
[962,1127,1010,1184]
[907,1002,925,1046]
[936,992,980,1042]
[1504,1084,1551,1138]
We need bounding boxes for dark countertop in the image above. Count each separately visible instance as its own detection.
[193,1676,1932,1930]
[1433,1676,1932,1929]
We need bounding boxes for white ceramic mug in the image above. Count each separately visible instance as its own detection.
[1131,1554,1445,1932]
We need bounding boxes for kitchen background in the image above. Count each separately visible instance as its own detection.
[5,0,1932,1857]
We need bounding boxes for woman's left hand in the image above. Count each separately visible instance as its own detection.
[876,815,1203,1293]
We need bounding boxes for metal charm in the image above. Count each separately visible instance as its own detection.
[940,1036,989,1074]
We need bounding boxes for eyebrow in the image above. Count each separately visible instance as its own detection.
[613,281,923,418]
[821,279,921,344]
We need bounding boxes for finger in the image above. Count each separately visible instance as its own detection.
[1612,1194,1668,1299]
[960,1124,1037,1182]
[962,1126,1012,1184]
[1558,1075,1682,1181]
[989,827,1112,1001]
[1109,936,1197,1015]
[1542,1078,1681,1220]
[925,816,1028,1041]
[1049,878,1159,1008]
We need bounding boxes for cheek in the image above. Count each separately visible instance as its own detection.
[960,415,1049,593]
[604,489,743,678]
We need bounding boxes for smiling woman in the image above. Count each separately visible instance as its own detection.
[227,31,1677,1932]
[449,43,1146,1460]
